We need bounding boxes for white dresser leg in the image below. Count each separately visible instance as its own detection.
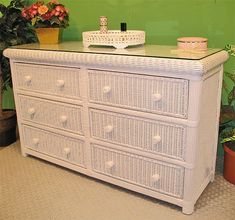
[182,202,194,215]
[210,172,215,182]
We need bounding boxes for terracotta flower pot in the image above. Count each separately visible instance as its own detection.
[223,143,235,184]
[35,28,62,44]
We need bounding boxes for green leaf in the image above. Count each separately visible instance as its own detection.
[221,135,235,144]
[31,17,37,26]
[225,44,235,57]
[0,0,37,93]
[228,86,235,105]
[225,72,235,83]
[0,4,7,15]
[50,16,60,25]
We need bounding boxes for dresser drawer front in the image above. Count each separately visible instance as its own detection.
[90,109,186,160]
[91,144,184,198]
[88,70,188,118]
[19,95,84,134]
[15,63,81,99]
[22,125,86,167]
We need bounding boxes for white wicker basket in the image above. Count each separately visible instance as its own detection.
[82,30,145,49]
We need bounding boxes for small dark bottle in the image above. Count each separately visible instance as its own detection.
[121,22,127,32]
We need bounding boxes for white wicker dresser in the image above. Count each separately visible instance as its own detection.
[4,42,228,214]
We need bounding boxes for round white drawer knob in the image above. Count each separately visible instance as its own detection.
[152,93,162,102]
[60,115,68,124]
[32,138,39,147]
[105,161,115,170]
[103,86,111,94]
[24,75,32,84]
[153,135,161,145]
[28,108,36,116]
[56,80,65,88]
[151,174,160,183]
[64,148,71,157]
[104,125,114,133]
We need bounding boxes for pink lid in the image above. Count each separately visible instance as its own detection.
[177,37,208,43]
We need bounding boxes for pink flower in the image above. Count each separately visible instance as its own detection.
[21,9,27,17]
[58,16,64,21]
[50,9,56,16]
[32,10,38,15]
[42,12,52,20]
[28,8,37,18]
[32,4,38,9]
[54,11,60,16]
[55,5,63,12]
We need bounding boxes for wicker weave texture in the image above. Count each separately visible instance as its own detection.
[91,143,185,198]
[88,69,189,118]
[82,30,145,49]
[15,63,81,99]
[90,109,186,160]
[22,125,86,167]
[5,45,229,214]
[4,48,229,80]
[18,95,84,135]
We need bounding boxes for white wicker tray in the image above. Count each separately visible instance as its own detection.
[82,30,145,49]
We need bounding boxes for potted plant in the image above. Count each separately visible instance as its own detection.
[220,45,235,126]
[220,45,235,130]
[219,44,235,184]
[0,0,36,147]
[220,125,235,184]
[21,0,69,44]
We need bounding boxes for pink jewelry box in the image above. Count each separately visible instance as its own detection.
[177,37,208,51]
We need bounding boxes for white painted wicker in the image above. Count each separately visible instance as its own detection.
[4,46,228,80]
[18,95,84,134]
[22,125,86,167]
[4,43,228,214]
[90,109,186,160]
[15,63,81,99]
[82,30,145,49]
[91,143,185,198]
[88,69,189,118]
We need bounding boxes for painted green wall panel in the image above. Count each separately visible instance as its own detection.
[1,0,232,46]
[23,0,234,47]
[57,0,235,48]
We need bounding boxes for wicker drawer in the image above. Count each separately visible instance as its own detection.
[22,125,86,167]
[90,109,186,160]
[14,63,81,99]
[88,69,189,118]
[91,144,185,198]
[18,95,84,135]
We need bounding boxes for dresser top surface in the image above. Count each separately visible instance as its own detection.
[11,41,222,60]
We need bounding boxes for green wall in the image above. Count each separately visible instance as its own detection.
[62,0,235,48]
[3,0,235,46]
[8,0,230,47]
[2,0,235,108]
